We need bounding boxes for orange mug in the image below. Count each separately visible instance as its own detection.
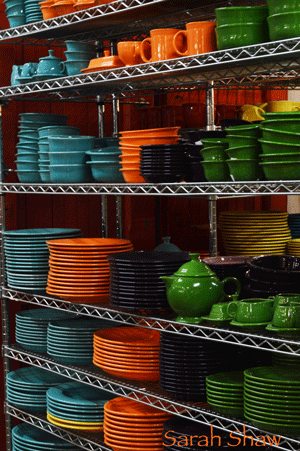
[173,21,217,56]
[140,28,181,62]
[117,41,143,66]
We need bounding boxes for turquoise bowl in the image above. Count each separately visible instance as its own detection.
[86,150,121,162]
[261,127,300,144]
[19,113,68,123]
[49,151,87,165]
[38,170,51,183]
[95,137,119,148]
[226,124,261,138]
[65,40,96,53]
[38,142,49,153]
[7,14,26,27]
[215,6,268,26]
[63,60,90,76]
[64,51,95,61]
[38,125,80,139]
[48,136,95,153]
[260,118,300,133]
[49,164,92,183]
[15,160,39,171]
[216,23,269,50]
[226,145,261,159]
[260,152,300,162]
[15,153,39,162]
[259,139,300,154]
[87,161,125,183]
[226,158,263,181]
[38,152,49,161]
[16,170,41,183]
[260,161,300,180]
[268,11,300,40]
[201,161,231,181]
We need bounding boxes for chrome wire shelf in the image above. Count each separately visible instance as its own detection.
[4,288,300,355]
[4,362,300,451]
[2,180,300,196]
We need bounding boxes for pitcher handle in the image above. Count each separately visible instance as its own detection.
[173,30,188,57]
[140,38,152,63]
[222,276,241,301]
[227,301,239,319]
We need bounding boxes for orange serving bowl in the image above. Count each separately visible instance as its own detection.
[40,0,56,18]
[120,126,180,137]
[51,0,75,16]
[120,168,146,183]
[120,162,140,170]
[73,0,96,10]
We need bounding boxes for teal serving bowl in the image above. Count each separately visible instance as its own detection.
[268,11,300,40]
[201,138,228,149]
[226,158,263,181]
[63,60,91,76]
[49,164,92,183]
[226,124,261,138]
[38,125,80,139]
[260,152,300,162]
[15,153,39,162]
[48,136,95,153]
[87,161,124,183]
[267,0,300,15]
[16,170,41,183]
[226,145,261,159]
[38,152,49,161]
[16,145,38,154]
[38,170,51,183]
[200,146,228,161]
[226,134,258,148]
[85,150,121,162]
[261,127,300,144]
[261,118,300,133]
[259,161,300,180]
[259,139,300,154]
[38,142,49,153]
[216,23,269,50]
[49,151,87,165]
[65,40,96,53]
[215,6,268,25]
[15,160,39,171]
[201,161,231,181]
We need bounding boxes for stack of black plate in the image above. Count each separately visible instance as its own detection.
[140,144,187,183]
[108,251,190,314]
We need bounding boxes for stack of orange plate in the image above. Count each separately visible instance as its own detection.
[119,127,181,183]
[104,397,171,451]
[46,238,133,303]
[93,326,160,381]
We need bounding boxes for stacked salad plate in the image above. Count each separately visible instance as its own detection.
[244,366,300,435]
[12,423,80,451]
[93,326,160,381]
[47,317,113,364]
[7,366,69,414]
[288,213,300,238]
[4,227,82,294]
[104,397,171,451]
[15,307,76,353]
[46,381,115,431]
[206,371,244,417]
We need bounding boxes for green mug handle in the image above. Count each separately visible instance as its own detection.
[227,301,239,319]
[221,276,241,301]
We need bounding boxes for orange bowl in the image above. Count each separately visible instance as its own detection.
[120,162,140,170]
[51,1,75,15]
[121,147,141,156]
[120,136,179,146]
[40,0,56,18]
[120,127,180,137]
[73,1,96,10]
[120,168,146,183]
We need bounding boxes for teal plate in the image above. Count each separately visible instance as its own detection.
[17,342,47,353]
[48,354,93,365]
[3,228,81,237]
[46,406,104,422]
[8,286,47,295]
[47,381,115,405]
[46,398,106,413]
[48,318,113,330]
[12,422,80,446]
[16,309,77,321]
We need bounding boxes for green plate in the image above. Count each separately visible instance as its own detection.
[206,387,243,398]
[244,380,300,393]
[266,323,300,336]
[244,366,300,384]
[244,386,300,399]
[244,413,300,435]
[206,371,244,387]
[244,406,300,422]
[244,394,300,409]
[201,317,231,325]
[206,383,243,394]
[230,320,269,330]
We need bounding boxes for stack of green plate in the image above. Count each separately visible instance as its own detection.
[244,366,300,435]
[272,352,300,367]
[206,371,244,417]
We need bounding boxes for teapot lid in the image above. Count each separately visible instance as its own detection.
[39,50,61,61]
[173,253,216,277]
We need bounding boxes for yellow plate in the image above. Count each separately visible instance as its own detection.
[47,412,104,427]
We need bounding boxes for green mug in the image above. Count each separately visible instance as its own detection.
[272,303,300,328]
[207,302,232,320]
[227,298,274,323]
[272,293,300,310]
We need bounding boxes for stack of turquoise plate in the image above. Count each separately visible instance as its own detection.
[206,371,244,417]
[244,366,300,435]
[24,0,43,23]
[4,227,82,294]
[13,423,80,451]
[12,423,80,451]
[47,317,113,364]
[15,308,76,353]
[7,366,69,414]
[46,381,115,431]
[288,213,300,238]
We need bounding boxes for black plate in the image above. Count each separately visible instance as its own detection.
[141,174,185,183]
[109,277,164,287]
[108,251,190,263]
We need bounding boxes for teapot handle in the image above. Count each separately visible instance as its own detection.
[221,276,241,301]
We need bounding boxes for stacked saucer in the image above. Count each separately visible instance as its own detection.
[47,317,113,364]
[287,239,300,256]
[244,366,300,435]
[108,251,190,313]
[104,397,171,451]
[140,144,187,183]
[288,213,300,238]
[47,381,115,431]
[12,423,80,451]
[7,366,69,414]
[16,308,76,353]
[4,227,82,294]
[46,238,133,303]
[93,326,160,381]
[206,371,244,417]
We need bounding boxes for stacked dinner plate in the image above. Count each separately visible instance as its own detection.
[287,239,300,256]
[16,308,76,353]
[104,397,171,451]
[4,227,82,294]
[219,211,291,256]
[206,371,244,417]
[12,423,80,451]
[93,326,160,381]
[46,238,133,303]
[244,366,300,435]
[140,144,187,183]
[288,213,300,238]
[47,381,115,431]
[108,251,190,313]
[7,366,69,414]
[47,317,113,364]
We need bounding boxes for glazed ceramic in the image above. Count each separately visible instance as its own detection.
[140,28,181,62]
[173,21,217,56]
[161,253,241,323]
[36,50,66,77]
[272,303,300,328]
[227,298,274,323]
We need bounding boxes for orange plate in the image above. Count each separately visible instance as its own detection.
[48,271,110,279]
[104,397,171,418]
[94,361,160,381]
[49,256,109,262]
[104,423,163,435]
[49,259,110,268]
[93,339,160,352]
[46,288,110,303]
[104,418,165,430]
[104,427,163,439]
[47,238,132,247]
[93,356,159,370]
[104,430,163,443]
[104,437,163,451]
[49,246,133,256]
[46,284,109,293]
[47,279,110,287]
[94,327,160,346]
[93,349,159,362]
[104,412,171,424]
[120,127,180,136]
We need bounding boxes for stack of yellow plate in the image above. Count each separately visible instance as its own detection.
[220,211,291,256]
[287,239,300,256]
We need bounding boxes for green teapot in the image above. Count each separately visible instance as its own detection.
[161,253,241,324]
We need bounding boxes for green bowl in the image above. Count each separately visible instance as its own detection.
[260,152,300,162]
[201,161,231,181]
[259,161,300,180]
[267,0,300,15]
[216,23,269,50]
[226,158,263,181]
[268,11,300,40]
[200,146,228,161]
[225,124,261,138]
[226,145,261,159]
[215,6,268,26]
[261,118,300,133]
[226,134,259,148]
[201,138,228,149]
[261,127,300,144]
[262,112,300,120]
[259,138,300,154]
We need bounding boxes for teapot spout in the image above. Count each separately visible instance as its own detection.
[160,275,175,289]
